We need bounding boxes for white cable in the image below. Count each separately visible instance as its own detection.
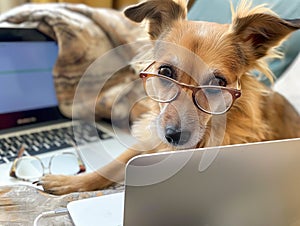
[33,208,69,226]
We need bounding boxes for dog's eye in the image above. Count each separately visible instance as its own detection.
[158,65,174,78]
[208,76,227,87]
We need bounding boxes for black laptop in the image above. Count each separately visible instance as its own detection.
[0,28,111,168]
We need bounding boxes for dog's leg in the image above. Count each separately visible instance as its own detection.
[35,148,139,195]
[36,142,165,195]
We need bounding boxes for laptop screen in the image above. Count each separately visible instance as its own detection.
[0,28,62,130]
[0,41,58,114]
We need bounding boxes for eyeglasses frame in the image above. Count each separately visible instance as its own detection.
[139,63,242,115]
[10,144,86,182]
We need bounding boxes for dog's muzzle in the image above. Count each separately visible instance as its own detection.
[165,126,191,146]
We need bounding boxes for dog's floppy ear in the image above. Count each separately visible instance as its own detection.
[232,13,300,60]
[124,0,188,39]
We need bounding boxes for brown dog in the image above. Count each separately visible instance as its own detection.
[37,0,300,195]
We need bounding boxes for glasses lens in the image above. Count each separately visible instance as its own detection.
[50,153,80,175]
[145,76,179,102]
[15,157,43,181]
[195,87,233,114]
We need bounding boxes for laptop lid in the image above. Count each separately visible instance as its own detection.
[0,28,61,132]
[68,138,300,226]
[123,138,300,226]
[68,192,124,226]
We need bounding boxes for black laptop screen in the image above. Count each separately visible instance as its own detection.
[0,28,62,130]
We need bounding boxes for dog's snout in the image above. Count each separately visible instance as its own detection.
[165,126,191,146]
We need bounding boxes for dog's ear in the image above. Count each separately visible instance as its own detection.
[124,0,188,39]
[232,13,300,60]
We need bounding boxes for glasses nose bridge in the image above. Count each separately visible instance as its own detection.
[178,83,197,97]
[43,166,51,175]
[38,157,54,175]
[40,160,51,175]
[171,85,198,109]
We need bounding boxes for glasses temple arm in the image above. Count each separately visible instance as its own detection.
[69,141,87,173]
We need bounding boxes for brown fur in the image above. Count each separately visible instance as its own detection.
[37,0,300,195]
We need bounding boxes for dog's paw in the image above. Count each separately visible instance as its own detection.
[34,174,87,195]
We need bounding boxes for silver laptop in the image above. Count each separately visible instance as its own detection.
[68,138,300,226]
[0,28,127,186]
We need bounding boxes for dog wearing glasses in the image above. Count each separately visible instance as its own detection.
[37,0,300,194]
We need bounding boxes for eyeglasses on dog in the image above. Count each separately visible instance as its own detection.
[140,63,241,115]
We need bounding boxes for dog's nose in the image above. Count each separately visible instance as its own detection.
[165,126,191,146]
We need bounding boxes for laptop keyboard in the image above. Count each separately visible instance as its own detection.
[0,123,112,164]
